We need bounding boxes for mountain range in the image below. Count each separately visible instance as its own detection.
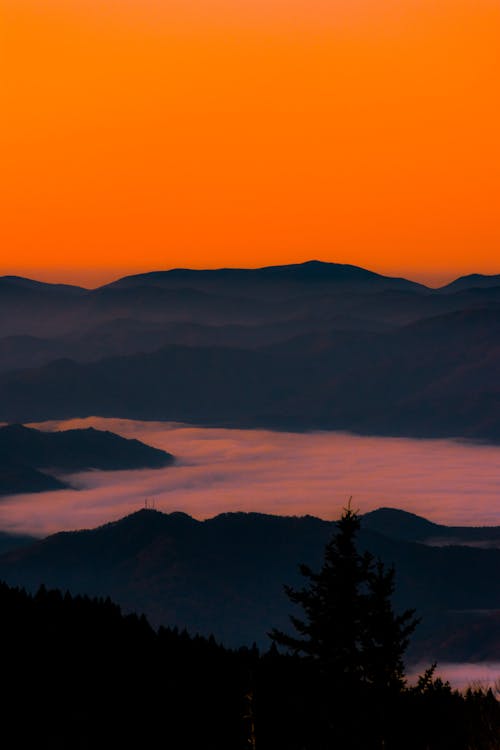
[0,424,174,495]
[0,261,499,441]
[2,506,500,662]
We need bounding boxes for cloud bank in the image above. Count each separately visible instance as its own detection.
[1,417,499,536]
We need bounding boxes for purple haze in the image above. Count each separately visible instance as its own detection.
[0,417,499,536]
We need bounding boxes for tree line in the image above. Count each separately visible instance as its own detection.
[1,507,500,748]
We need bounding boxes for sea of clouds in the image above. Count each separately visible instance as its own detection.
[1,417,500,536]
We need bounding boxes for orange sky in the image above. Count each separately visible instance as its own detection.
[1,0,499,288]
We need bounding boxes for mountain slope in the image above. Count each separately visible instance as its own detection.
[0,424,174,496]
[3,508,500,660]
[0,308,498,440]
[105,260,428,298]
[0,530,38,554]
[0,262,498,443]
[0,461,68,496]
[439,274,500,293]
[363,507,500,547]
[0,424,174,471]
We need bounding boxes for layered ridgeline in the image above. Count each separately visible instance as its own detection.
[0,262,499,441]
[0,424,174,495]
[2,506,500,662]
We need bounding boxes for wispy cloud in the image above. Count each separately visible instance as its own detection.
[1,417,499,536]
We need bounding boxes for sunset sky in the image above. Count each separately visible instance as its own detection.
[2,0,499,288]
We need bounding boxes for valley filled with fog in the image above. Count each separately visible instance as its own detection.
[1,417,499,536]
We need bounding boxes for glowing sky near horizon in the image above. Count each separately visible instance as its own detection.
[1,0,499,287]
[1,418,500,537]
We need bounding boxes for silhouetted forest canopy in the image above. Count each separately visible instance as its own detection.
[2,508,500,749]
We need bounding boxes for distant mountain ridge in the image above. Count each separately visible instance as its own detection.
[1,306,498,441]
[3,260,500,298]
[438,273,500,293]
[3,506,500,661]
[0,260,499,441]
[363,507,500,546]
[0,276,87,295]
[0,461,68,496]
[4,261,499,295]
[0,424,174,496]
[105,260,427,293]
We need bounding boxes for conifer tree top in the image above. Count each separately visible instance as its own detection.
[269,503,418,692]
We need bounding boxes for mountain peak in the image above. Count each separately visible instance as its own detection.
[362,507,440,541]
[121,508,194,523]
[105,260,427,292]
[439,273,500,293]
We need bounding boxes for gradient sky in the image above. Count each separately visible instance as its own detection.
[2,0,499,287]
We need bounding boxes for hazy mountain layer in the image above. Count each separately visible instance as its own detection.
[0,261,498,441]
[2,261,500,339]
[0,308,498,441]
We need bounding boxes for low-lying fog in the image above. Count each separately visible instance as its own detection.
[1,417,500,536]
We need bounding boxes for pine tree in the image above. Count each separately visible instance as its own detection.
[361,560,418,692]
[269,504,420,748]
[269,503,418,692]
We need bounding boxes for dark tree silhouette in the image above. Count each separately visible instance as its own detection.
[269,504,419,747]
[269,504,417,689]
[1,513,500,750]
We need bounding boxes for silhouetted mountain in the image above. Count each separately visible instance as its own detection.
[0,460,69,496]
[3,507,500,661]
[0,424,174,496]
[0,423,174,470]
[107,260,427,296]
[0,276,90,337]
[439,273,500,293]
[363,507,500,548]
[1,263,499,344]
[0,261,431,338]
[0,276,86,295]
[362,508,441,541]
[4,263,500,341]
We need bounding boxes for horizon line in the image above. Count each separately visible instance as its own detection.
[2,259,498,291]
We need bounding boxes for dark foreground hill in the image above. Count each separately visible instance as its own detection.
[2,507,500,661]
[0,424,174,495]
[0,582,246,750]
[3,580,498,750]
